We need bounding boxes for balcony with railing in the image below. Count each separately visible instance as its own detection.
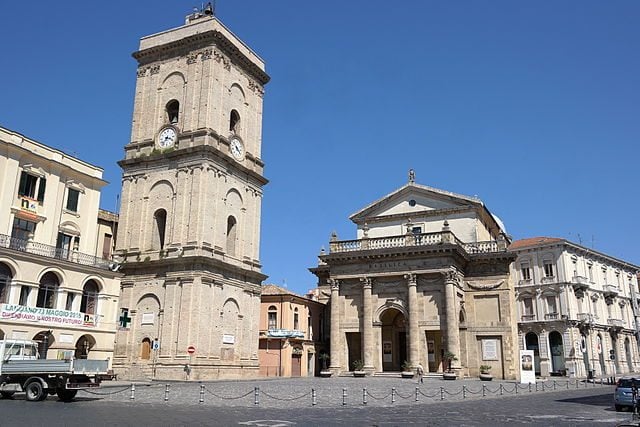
[577,312,594,323]
[0,234,110,270]
[607,318,624,329]
[603,284,619,297]
[328,230,507,256]
[521,314,536,322]
[545,312,559,320]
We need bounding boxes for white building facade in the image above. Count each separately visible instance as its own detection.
[0,126,120,361]
[511,237,640,378]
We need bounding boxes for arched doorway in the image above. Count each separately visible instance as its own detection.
[625,338,634,373]
[580,333,591,376]
[75,335,95,359]
[380,308,406,372]
[597,334,606,375]
[525,332,541,375]
[33,331,55,359]
[0,262,13,304]
[549,331,565,374]
[141,338,151,360]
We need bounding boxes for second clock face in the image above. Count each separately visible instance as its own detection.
[229,138,245,160]
[158,127,177,148]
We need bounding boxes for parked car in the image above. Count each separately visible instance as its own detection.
[614,377,640,411]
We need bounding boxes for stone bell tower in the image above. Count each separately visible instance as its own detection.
[113,6,269,380]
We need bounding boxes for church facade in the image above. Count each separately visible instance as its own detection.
[311,174,519,379]
[112,9,269,380]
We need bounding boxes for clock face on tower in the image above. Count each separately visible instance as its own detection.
[158,127,177,148]
[229,137,245,160]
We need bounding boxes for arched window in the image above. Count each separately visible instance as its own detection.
[141,338,151,360]
[80,280,99,315]
[37,272,59,309]
[226,216,237,256]
[166,100,180,124]
[153,209,167,250]
[294,307,299,330]
[0,263,12,304]
[268,305,277,330]
[229,109,240,133]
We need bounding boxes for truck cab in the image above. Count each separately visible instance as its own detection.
[1,340,39,361]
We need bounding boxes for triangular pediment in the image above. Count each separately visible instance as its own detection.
[350,183,481,223]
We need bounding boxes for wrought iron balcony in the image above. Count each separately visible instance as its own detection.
[329,231,506,255]
[0,233,110,270]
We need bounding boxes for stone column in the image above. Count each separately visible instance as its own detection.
[361,277,374,372]
[405,273,419,368]
[329,279,341,372]
[444,268,461,367]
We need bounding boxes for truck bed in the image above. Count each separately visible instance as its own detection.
[0,359,109,375]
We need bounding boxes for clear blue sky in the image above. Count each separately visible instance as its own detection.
[1,1,638,295]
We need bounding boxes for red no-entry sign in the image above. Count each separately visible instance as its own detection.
[187,345,196,355]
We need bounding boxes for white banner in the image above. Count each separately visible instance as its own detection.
[0,304,96,328]
[520,349,536,384]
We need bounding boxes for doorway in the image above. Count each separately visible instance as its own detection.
[291,354,302,377]
[525,332,541,376]
[625,338,633,373]
[346,332,361,372]
[380,308,406,371]
[548,331,565,374]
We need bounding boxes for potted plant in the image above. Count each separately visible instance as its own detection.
[352,359,366,377]
[319,352,332,377]
[442,351,458,380]
[479,365,493,381]
[401,360,414,378]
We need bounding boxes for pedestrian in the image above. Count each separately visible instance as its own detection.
[416,362,424,384]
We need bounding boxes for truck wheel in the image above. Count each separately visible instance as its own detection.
[57,388,78,402]
[25,381,46,402]
[0,391,15,399]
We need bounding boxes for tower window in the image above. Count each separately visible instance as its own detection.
[166,100,180,124]
[153,209,167,250]
[229,110,240,134]
[226,216,237,256]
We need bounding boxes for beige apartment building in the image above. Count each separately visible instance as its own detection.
[0,126,120,361]
[511,237,640,378]
[310,173,519,379]
[258,285,326,377]
[112,9,270,380]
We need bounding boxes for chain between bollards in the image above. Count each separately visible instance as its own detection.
[199,384,205,404]
[342,388,347,406]
[164,384,170,402]
[312,388,316,406]
[130,384,135,401]
[362,388,367,405]
[254,387,260,405]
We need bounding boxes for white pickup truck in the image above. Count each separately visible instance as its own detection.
[0,339,109,402]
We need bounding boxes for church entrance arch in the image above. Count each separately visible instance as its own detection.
[380,308,406,372]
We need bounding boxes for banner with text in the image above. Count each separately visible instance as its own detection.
[0,304,96,328]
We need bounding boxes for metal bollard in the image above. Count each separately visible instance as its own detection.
[576,380,579,389]
[553,380,557,391]
[130,384,135,401]
[499,384,503,395]
[199,384,205,404]
[482,384,486,397]
[164,384,170,402]
[391,387,396,404]
[528,383,532,393]
[462,385,466,399]
[254,387,259,405]
[515,384,518,395]
[363,388,367,405]
[440,386,444,401]
[534,382,538,392]
[415,387,419,402]
[342,388,347,406]
[312,388,316,406]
